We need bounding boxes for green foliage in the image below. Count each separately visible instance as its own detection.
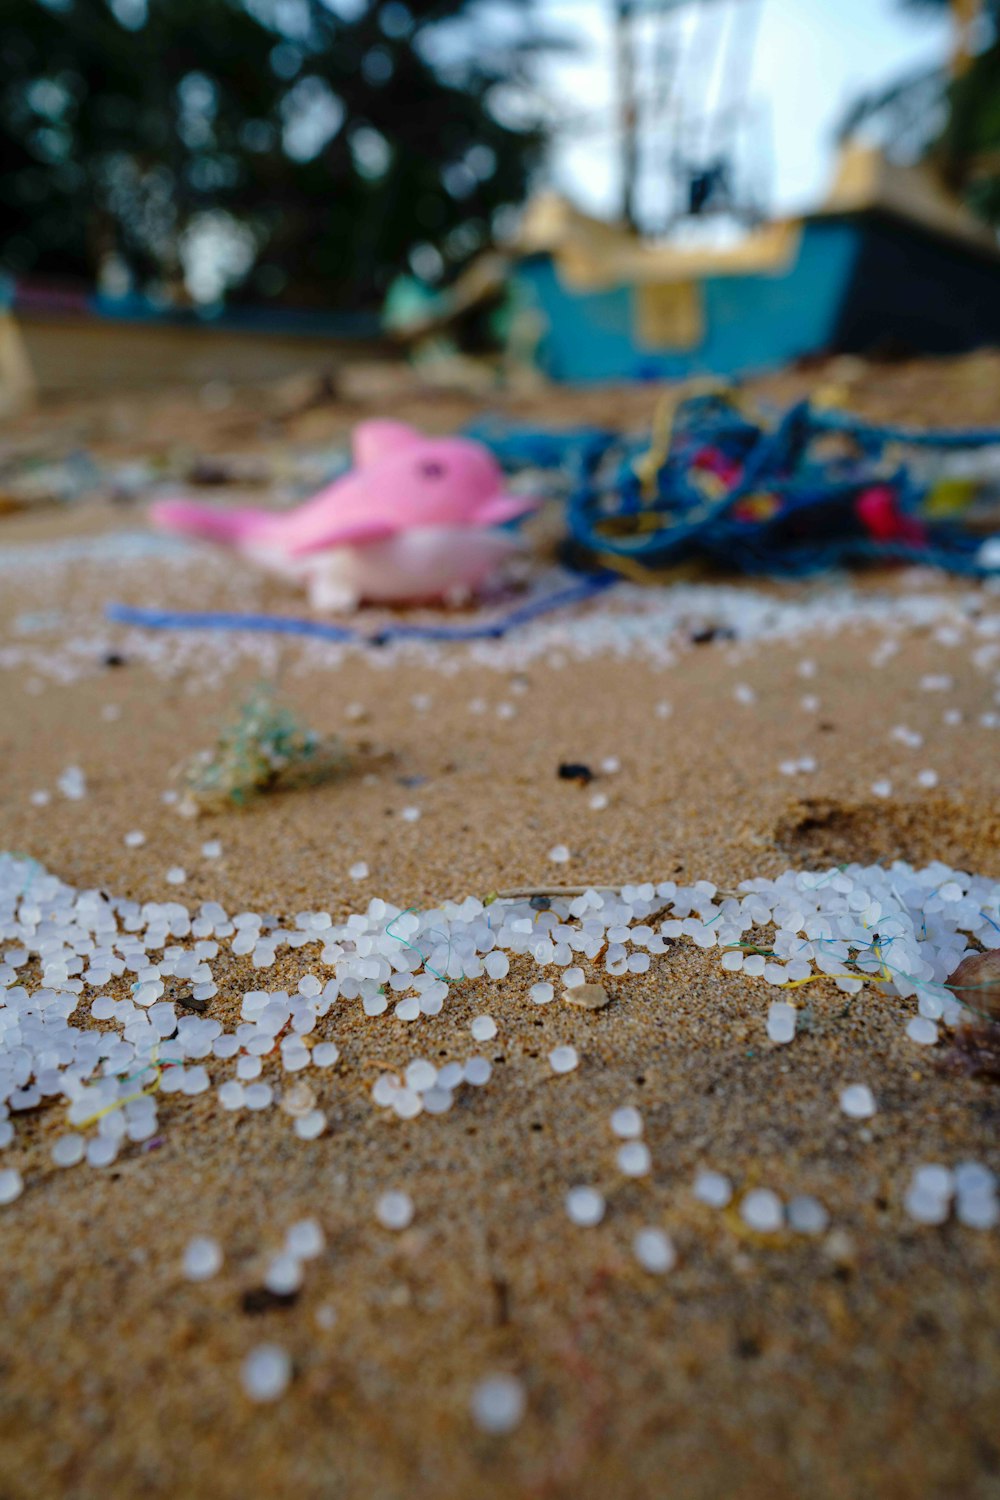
[838,4,1000,227]
[0,0,548,306]
[899,0,999,15]
[938,39,1000,222]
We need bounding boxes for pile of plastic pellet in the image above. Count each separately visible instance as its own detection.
[0,845,997,1411]
[1,852,997,1175]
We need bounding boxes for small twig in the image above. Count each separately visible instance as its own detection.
[489,884,744,902]
[491,886,625,901]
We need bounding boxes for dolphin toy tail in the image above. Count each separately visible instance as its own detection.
[150,499,276,549]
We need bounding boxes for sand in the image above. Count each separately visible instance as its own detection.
[0,357,999,1500]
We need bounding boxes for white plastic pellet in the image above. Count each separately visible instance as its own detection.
[241,1344,291,1403]
[405,1060,438,1094]
[693,1170,732,1209]
[610,1106,643,1139]
[954,1162,995,1196]
[376,1190,414,1230]
[904,1185,951,1225]
[565,1186,605,1227]
[786,1196,829,1235]
[839,1085,876,1120]
[633,1227,676,1273]
[906,1017,938,1046]
[294,1111,326,1140]
[51,1135,85,1167]
[766,1001,796,1044]
[740,1189,783,1232]
[183,1235,223,1281]
[0,1168,24,1204]
[913,1164,953,1199]
[244,1083,274,1111]
[484,951,509,980]
[617,1141,651,1177]
[471,1374,525,1434]
[265,1254,303,1296]
[87,1137,118,1168]
[393,1090,422,1120]
[464,1056,492,1086]
[285,1219,324,1260]
[956,1193,999,1230]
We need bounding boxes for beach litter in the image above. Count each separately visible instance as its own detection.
[1,842,998,1406]
[91,402,1000,670]
[150,419,539,609]
[180,685,349,810]
[480,394,1000,580]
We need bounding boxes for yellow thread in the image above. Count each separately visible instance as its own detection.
[592,510,686,537]
[75,1053,174,1128]
[78,1077,161,1127]
[592,549,706,585]
[631,379,735,502]
[734,491,781,521]
[779,973,890,989]
[633,392,678,501]
[873,940,892,984]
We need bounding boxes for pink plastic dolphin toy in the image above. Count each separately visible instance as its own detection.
[150,420,536,609]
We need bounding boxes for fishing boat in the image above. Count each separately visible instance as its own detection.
[507,145,1000,384]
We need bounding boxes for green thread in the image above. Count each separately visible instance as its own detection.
[385,909,466,985]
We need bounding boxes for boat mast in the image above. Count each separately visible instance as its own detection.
[614,0,641,229]
[611,0,764,235]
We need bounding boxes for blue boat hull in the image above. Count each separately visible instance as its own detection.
[513,213,1000,385]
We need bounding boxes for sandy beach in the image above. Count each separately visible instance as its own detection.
[1,358,998,1500]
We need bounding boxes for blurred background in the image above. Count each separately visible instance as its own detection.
[0,0,997,404]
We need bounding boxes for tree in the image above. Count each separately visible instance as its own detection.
[0,0,550,307]
[838,0,1000,227]
[936,16,1000,221]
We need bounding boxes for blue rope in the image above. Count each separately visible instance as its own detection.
[105,576,615,646]
[815,410,1000,450]
[550,396,1000,579]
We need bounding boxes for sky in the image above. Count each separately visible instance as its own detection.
[533,0,954,222]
